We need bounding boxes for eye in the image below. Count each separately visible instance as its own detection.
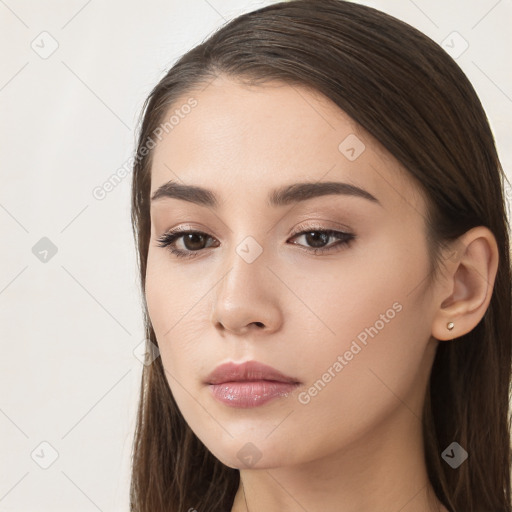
[155,225,355,259]
[288,226,355,255]
[155,229,219,259]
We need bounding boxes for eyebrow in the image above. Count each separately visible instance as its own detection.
[150,180,381,208]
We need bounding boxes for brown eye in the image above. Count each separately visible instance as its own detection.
[302,231,331,248]
[156,230,219,259]
[156,227,355,260]
[181,233,208,251]
[289,229,355,254]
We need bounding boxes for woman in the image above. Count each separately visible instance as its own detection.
[129,1,511,510]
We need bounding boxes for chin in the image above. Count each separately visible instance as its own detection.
[206,439,292,470]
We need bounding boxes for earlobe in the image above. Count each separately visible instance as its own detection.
[431,226,499,341]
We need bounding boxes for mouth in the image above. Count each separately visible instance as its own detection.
[204,360,300,385]
[208,380,300,408]
[205,360,301,408]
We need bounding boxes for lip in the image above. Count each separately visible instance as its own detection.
[209,381,299,408]
[205,361,301,408]
[205,360,299,385]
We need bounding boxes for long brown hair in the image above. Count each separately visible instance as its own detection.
[129,1,512,510]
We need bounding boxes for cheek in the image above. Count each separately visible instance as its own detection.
[144,253,215,400]
[145,247,206,337]
[285,232,428,353]
[286,241,434,439]
[288,301,432,466]
[144,253,191,372]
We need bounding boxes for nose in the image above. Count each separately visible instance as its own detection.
[210,246,283,336]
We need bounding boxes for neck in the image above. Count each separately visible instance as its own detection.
[231,403,448,512]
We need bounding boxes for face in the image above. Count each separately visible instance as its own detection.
[145,75,440,469]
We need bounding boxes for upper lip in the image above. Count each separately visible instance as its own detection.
[205,361,300,385]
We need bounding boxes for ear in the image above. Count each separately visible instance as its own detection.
[431,226,499,341]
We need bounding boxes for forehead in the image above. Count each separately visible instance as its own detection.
[149,76,424,216]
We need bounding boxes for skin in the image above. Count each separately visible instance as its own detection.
[145,75,498,512]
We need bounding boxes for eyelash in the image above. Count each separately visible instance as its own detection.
[155,224,355,260]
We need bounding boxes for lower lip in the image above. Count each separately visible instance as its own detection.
[208,381,299,408]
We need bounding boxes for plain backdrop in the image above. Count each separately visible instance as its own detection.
[1,0,511,510]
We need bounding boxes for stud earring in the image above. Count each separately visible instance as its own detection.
[447,321,454,330]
